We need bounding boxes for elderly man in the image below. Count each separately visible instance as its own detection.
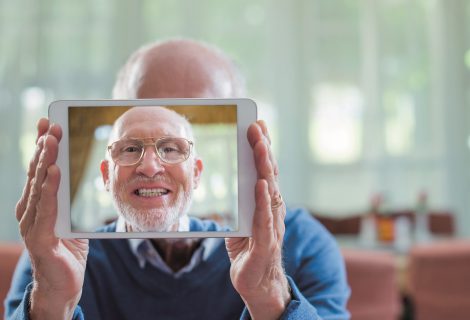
[6,39,350,319]
[102,106,204,234]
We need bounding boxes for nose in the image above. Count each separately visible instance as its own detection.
[135,146,165,177]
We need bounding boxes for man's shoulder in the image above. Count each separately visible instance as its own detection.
[284,206,330,235]
[283,206,337,252]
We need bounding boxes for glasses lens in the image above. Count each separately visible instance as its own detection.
[156,137,191,163]
[110,139,143,165]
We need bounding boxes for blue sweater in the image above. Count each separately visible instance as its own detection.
[5,208,350,319]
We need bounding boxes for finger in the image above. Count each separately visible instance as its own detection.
[249,123,284,240]
[251,180,276,251]
[247,122,262,149]
[19,134,59,238]
[257,121,279,177]
[17,119,56,221]
[253,140,285,241]
[30,164,61,247]
[37,118,62,142]
[247,121,269,147]
[257,120,271,145]
[16,136,46,221]
[253,139,278,196]
[271,192,286,242]
[248,122,279,177]
[36,118,49,143]
[261,127,279,178]
[48,122,63,142]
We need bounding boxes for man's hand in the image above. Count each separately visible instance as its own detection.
[15,118,89,320]
[226,120,290,320]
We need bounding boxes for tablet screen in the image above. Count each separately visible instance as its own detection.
[68,105,238,233]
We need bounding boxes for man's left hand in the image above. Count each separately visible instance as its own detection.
[225,120,290,320]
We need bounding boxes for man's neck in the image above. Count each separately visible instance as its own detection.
[121,217,198,272]
[151,239,201,272]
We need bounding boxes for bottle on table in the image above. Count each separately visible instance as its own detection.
[414,190,431,243]
[374,194,394,244]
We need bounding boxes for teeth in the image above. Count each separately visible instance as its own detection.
[136,188,169,197]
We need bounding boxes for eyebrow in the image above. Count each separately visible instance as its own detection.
[119,136,184,140]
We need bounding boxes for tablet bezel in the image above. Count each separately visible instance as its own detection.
[49,98,257,239]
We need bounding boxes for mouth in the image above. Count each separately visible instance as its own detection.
[134,188,170,197]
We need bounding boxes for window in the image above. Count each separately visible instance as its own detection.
[309,83,363,164]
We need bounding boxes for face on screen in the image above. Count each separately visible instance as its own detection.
[102,107,202,232]
[69,105,238,233]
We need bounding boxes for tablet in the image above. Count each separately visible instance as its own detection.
[49,98,257,238]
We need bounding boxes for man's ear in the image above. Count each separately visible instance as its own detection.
[192,158,204,189]
[100,159,110,191]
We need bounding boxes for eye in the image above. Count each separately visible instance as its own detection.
[122,145,141,153]
[161,145,180,154]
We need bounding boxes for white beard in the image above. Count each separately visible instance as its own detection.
[110,175,193,232]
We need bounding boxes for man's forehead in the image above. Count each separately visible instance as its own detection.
[112,107,190,139]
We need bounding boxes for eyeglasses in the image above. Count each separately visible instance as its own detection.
[107,137,193,166]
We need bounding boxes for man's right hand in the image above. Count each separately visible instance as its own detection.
[15,118,89,320]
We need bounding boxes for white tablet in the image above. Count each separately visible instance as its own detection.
[49,98,257,238]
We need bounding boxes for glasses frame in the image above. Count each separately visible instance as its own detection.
[107,136,193,166]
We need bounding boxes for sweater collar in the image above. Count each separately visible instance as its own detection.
[116,215,223,276]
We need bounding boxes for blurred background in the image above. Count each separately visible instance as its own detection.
[1,0,470,319]
[0,0,470,238]
[1,0,469,240]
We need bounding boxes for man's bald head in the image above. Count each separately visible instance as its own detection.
[110,106,193,142]
[113,39,245,99]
